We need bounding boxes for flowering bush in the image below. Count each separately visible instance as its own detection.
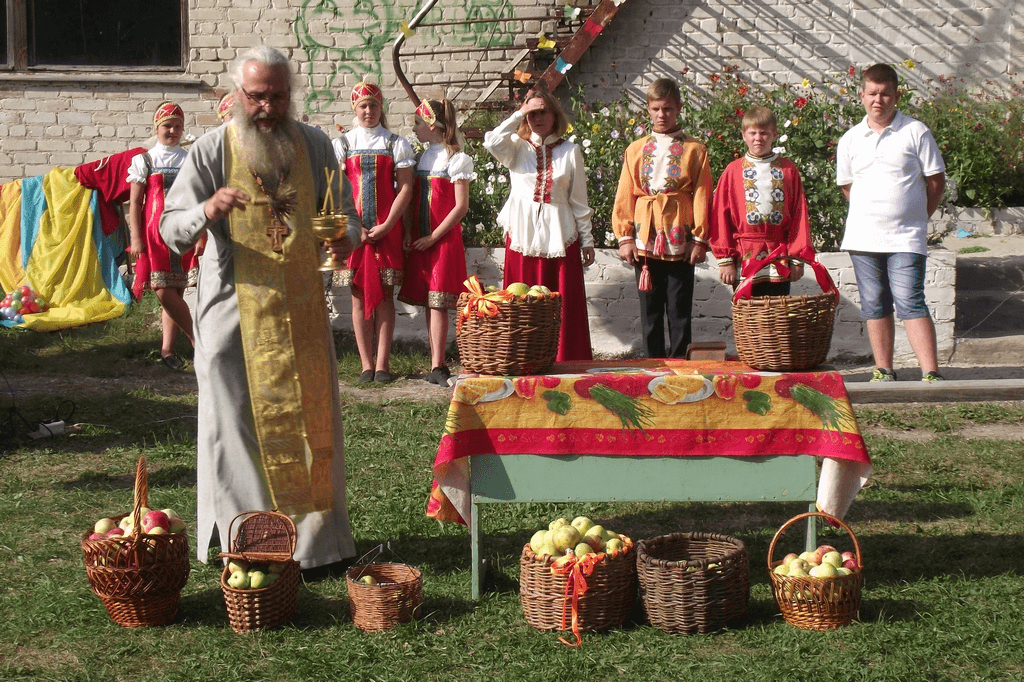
[463,65,1024,251]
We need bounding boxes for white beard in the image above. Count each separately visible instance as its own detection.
[232,101,300,187]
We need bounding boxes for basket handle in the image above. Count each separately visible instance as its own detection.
[224,510,298,557]
[766,511,862,571]
[129,457,148,539]
[732,244,839,307]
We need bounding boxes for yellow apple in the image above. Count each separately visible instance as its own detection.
[506,282,530,296]
[227,570,249,589]
[552,525,581,553]
[359,575,377,585]
[529,529,548,553]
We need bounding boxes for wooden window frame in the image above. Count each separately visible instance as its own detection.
[3,0,187,73]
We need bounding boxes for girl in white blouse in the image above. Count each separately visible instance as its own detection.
[483,90,595,361]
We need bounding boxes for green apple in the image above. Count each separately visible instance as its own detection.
[506,282,530,296]
[248,570,276,589]
[809,562,838,578]
[227,570,249,589]
[799,550,819,566]
[574,542,594,557]
[168,517,187,534]
[821,551,843,568]
[773,563,789,576]
[529,529,548,553]
[570,516,593,534]
[584,524,605,538]
[787,563,809,578]
[548,517,569,531]
[227,559,249,574]
[146,526,168,535]
[605,538,625,555]
[835,567,853,576]
[93,518,117,535]
[552,525,581,553]
[536,541,558,558]
[159,509,179,520]
[359,575,377,585]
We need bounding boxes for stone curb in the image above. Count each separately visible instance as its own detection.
[846,378,1024,404]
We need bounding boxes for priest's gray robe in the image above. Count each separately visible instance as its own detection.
[160,121,361,568]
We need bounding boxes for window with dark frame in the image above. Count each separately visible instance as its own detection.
[3,0,184,70]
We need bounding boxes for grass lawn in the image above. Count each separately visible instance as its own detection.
[2,299,1024,681]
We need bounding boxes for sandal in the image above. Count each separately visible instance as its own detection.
[161,354,184,371]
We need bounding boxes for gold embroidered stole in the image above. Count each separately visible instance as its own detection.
[224,125,335,515]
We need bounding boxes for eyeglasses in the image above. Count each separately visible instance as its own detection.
[240,87,290,107]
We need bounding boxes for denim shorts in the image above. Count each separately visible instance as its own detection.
[849,251,930,320]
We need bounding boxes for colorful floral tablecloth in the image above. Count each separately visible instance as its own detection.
[427,359,873,525]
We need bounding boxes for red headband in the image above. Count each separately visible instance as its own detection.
[351,82,383,110]
[154,101,184,127]
[416,101,437,126]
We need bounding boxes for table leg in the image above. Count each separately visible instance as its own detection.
[471,500,482,600]
[805,502,818,551]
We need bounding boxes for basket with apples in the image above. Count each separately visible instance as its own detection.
[767,511,863,631]
[345,544,423,632]
[218,510,301,634]
[519,516,636,643]
[80,457,191,627]
[636,532,750,634]
[455,275,561,376]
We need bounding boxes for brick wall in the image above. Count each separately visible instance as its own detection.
[1,0,1022,182]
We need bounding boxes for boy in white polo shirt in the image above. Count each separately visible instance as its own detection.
[837,63,946,382]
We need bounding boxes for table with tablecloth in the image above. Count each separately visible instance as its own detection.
[427,359,873,526]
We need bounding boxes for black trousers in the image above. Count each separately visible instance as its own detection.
[634,259,695,358]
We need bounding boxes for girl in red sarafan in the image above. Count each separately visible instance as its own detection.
[711,106,814,297]
[127,101,198,370]
[398,99,475,386]
[333,82,415,384]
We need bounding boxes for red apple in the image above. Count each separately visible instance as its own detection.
[141,509,170,533]
[841,551,855,562]
[781,553,800,566]
[105,527,125,538]
[88,532,105,540]
[842,558,859,570]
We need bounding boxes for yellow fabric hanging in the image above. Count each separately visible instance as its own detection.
[0,180,24,291]
[20,168,126,331]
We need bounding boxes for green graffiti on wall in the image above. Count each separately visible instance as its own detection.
[296,0,514,113]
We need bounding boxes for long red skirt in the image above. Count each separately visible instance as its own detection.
[503,238,593,362]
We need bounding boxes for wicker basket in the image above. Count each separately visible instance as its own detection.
[456,292,561,376]
[346,562,423,632]
[732,258,838,371]
[768,512,863,631]
[218,511,300,634]
[636,532,750,634]
[519,542,637,633]
[80,457,191,627]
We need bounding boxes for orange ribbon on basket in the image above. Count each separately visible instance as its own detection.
[458,276,513,329]
[551,552,600,647]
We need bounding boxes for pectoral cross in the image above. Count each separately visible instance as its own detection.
[266,216,290,253]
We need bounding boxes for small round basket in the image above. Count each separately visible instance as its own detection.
[456,292,561,376]
[519,542,636,633]
[732,258,838,371]
[219,511,301,634]
[346,563,423,632]
[636,532,750,634]
[768,511,863,631]
[80,457,190,627]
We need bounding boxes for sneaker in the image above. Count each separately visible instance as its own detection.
[870,368,897,382]
[921,371,945,382]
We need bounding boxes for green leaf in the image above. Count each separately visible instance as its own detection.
[743,389,772,416]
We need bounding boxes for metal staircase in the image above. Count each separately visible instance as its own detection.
[392,0,627,111]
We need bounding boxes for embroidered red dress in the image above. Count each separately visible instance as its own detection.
[710,153,814,282]
[332,126,415,314]
[483,110,594,361]
[398,146,475,310]
[127,144,198,300]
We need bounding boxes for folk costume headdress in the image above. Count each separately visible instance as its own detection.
[350,82,383,110]
[416,100,438,127]
[217,94,235,120]
[153,101,184,127]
